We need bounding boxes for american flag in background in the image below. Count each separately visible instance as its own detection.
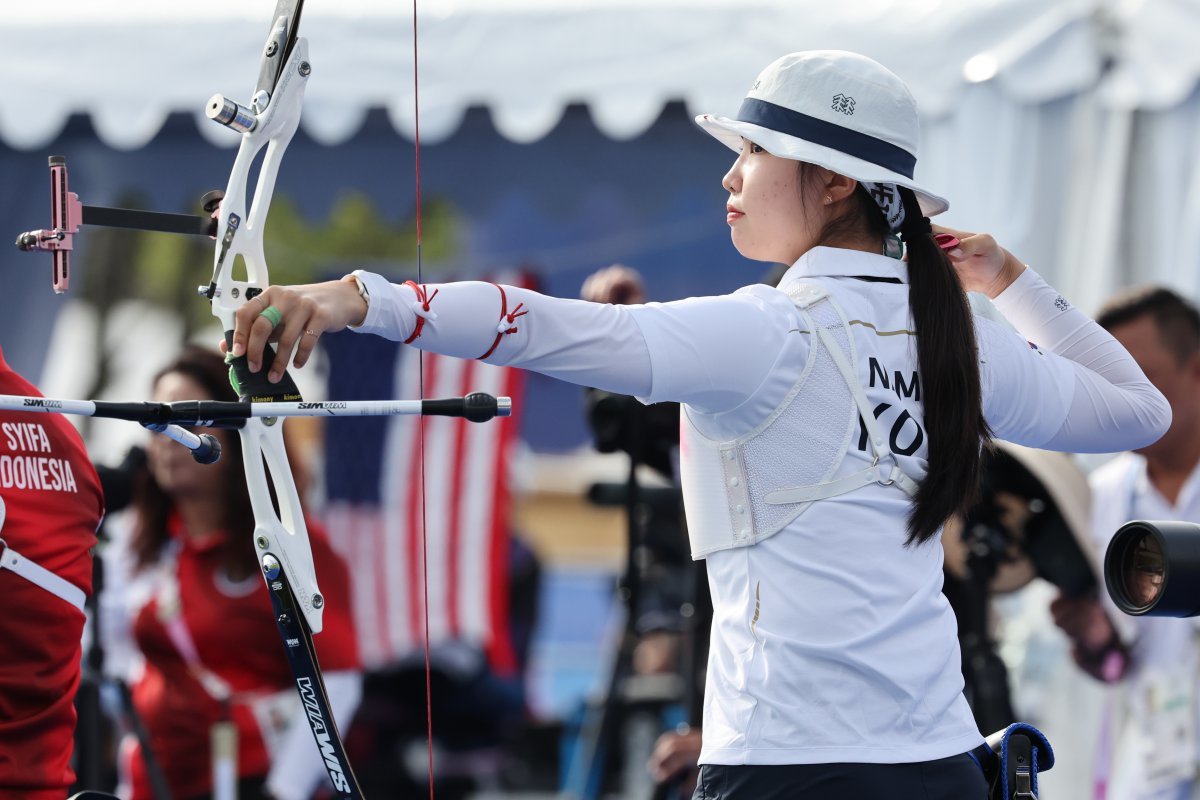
[320,272,533,676]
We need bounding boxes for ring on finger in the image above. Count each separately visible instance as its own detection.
[304,328,319,338]
[259,304,283,329]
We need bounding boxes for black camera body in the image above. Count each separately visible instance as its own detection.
[966,447,1096,598]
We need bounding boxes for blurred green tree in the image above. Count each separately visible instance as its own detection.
[117,190,462,338]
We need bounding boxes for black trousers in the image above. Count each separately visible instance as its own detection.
[693,753,989,800]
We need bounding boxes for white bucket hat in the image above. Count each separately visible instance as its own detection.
[696,50,949,217]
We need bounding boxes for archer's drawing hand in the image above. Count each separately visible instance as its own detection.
[228,278,367,382]
[932,224,1026,298]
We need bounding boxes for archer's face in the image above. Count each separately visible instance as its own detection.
[146,371,232,499]
[721,140,823,266]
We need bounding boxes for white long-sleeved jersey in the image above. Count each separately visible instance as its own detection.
[349,246,1169,766]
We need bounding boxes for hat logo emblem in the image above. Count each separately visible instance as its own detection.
[832,94,856,115]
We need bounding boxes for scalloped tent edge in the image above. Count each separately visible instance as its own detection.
[4,0,1198,151]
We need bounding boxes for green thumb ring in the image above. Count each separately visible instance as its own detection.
[259,304,282,328]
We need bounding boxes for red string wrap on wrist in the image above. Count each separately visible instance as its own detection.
[478,283,528,360]
[402,280,439,345]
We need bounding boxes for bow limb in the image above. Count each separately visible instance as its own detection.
[207,11,324,633]
[205,38,307,324]
[207,5,364,796]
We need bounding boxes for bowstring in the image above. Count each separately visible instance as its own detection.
[411,2,436,798]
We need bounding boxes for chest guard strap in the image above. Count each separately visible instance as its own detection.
[765,288,918,504]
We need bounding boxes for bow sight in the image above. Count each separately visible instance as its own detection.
[14,155,217,294]
[14,0,305,296]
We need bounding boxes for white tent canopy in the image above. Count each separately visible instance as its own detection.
[4,0,1197,151]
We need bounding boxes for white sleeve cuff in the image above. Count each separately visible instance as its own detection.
[346,269,417,341]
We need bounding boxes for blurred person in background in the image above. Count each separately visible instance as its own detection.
[1052,286,1200,800]
[581,262,697,670]
[943,441,1099,729]
[110,345,361,800]
[343,530,540,800]
[944,439,1110,800]
[581,263,702,800]
[583,263,784,799]
[0,345,105,800]
[227,50,1170,798]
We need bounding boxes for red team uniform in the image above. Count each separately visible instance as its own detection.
[122,520,359,800]
[0,346,105,800]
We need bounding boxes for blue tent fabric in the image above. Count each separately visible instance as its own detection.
[1,103,757,452]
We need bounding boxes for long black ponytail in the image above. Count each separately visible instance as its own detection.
[803,166,990,545]
[898,187,990,545]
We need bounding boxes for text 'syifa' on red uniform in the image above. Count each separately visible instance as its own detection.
[0,345,105,800]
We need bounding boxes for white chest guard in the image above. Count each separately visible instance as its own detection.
[680,283,920,559]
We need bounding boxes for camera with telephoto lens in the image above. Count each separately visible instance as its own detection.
[584,389,680,480]
[1105,520,1200,617]
[965,446,1096,598]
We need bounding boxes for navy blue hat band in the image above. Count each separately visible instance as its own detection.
[736,97,916,178]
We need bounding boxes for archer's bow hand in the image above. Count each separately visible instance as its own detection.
[228,279,367,382]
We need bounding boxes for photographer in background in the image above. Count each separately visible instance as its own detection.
[580,264,789,798]
[941,439,1099,770]
[1052,286,1200,800]
[581,263,692,644]
[580,265,700,799]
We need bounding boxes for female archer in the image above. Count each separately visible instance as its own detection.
[226,51,1169,798]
